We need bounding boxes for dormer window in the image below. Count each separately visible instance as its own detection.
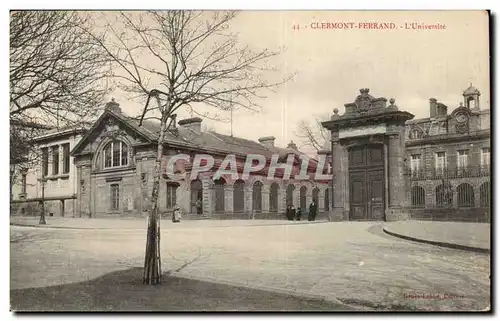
[103,141,129,168]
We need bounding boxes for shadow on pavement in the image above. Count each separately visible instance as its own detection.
[10,267,350,312]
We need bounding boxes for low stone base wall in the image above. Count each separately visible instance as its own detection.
[11,200,75,217]
[408,207,491,223]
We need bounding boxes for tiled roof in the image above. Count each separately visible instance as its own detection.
[123,115,309,160]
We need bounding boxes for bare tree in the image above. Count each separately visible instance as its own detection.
[295,116,330,152]
[10,11,109,180]
[88,11,292,284]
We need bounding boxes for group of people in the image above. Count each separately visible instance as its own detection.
[286,201,318,222]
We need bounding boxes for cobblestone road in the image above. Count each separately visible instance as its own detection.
[10,221,490,311]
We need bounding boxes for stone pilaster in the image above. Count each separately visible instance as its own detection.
[386,133,410,221]
[279,183,286,213]
[262,184,270,212]
[224,186,233,213]
[202,176,212,216]
[331,141,347,221]
[244,186,252,215]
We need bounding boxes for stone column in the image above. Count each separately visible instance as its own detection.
[262,184,270,213]
[386,133,410,221]
[224,186,233,214]
[244,185,252,216]
[331,141,346,221]
[278,182,286,214]
[318,187,325,212]
[202,176,212,216]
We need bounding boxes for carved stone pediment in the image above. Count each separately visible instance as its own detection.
[355,88,374,112]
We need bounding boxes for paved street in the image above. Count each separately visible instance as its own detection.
[10,221,490,311]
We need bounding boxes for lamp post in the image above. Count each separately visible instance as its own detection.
[39,174,46,225]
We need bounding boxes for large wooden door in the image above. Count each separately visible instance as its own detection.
[349,144,385,220]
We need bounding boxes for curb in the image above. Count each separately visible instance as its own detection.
[382,227,490,254]
[168,271,368,311]
[10,220,331,231]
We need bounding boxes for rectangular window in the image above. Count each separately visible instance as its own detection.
[52,145,59,175]
[41,148,49,177]
[457,150,469,169]
[21,172,27,194]
[435,151,446,174]
[62,143,70,174]
[166,184,178,209]
[481,147,490,167]
[110,184,120,210]
[410,154,421,176]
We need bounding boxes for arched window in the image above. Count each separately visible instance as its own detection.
[233,179,245,213]
[480,182,490,207]
[436,183,452,207]
[411,186,425,207]
[286,184,295,207]
[269,183,279,212]
[252,181,263,213]
[102,141,129,168]
[214,178,225,213]
[457,183,474,207]
[190,179,203,214]
[300,186,307,209]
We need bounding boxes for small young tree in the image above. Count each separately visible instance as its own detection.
[89,11,292,284]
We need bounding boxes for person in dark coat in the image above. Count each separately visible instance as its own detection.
[295,206,302,221]
[285,205,292,221]
[289,205,296,221]
[308,201,318,221]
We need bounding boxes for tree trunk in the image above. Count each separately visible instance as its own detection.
[143,95,169,285]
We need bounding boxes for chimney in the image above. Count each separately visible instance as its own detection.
[105,98,121,114]
[429,98,437,118]
[258,136,276,148]
[436,103,448,117]
[178,117,202,134]
[286,140,298,150]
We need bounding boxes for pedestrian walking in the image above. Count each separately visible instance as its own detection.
[172,205,182,223]
[296,207,302,221]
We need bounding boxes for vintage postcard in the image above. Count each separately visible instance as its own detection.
[9,10,491,312]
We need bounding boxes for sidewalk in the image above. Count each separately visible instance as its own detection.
[10,216,328,230]
[383,221,490,253]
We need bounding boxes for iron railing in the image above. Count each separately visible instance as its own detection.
[406,165,490,181]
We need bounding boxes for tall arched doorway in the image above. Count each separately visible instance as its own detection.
[348,144,385,220]
[300,186,307,209]
[190,179,203,214]
[269,183,279,212]
[312,187,319,205]
[286,184,295,207]
[214,178,226,213]
[252,181,263,213]
[233,179,245,213]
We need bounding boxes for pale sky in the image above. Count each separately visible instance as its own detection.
[111,10,490,155]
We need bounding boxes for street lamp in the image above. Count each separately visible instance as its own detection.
[39,174,46,225]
